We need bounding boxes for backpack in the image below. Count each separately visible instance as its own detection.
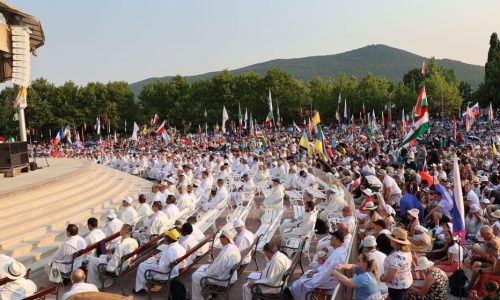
[449,269,468,297]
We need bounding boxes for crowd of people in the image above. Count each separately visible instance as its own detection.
[1,115,500,300]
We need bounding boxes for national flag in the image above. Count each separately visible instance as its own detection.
[276,100,281,127]
[451,155,466,243]
[244,108,248,129]
[95,117,101,135]
[293,121,301,132]
[335,93,341,122]
[52,128,63,146]
[255,123,263,137]
[155,120,166,135]
[471,103,480,116]
[238,103,243,129]
[465,106,474,132]
[381,110,385,128]
[114,131,117,143]
[215,122,220,133]
[131,122,139,141]
[150,114,159,125]
[421,60,426,77]
[249,112,254,136]
[314,124,328,161]
[312,111,321,126]
[268,89,273,113]
[493,143,497,155]
[343,98,348,120]
[351,115,355,133]
[401,86,430,148]
[222,106,229,133]
[488,102,494,128]
[299,127,310,154]
[265,111,274,127]
[162,131,170,145]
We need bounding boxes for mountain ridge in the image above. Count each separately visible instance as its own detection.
[130,44,484,96]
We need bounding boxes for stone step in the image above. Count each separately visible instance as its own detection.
[0,170,115,223]
[0,176,128,246]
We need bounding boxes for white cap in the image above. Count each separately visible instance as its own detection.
[233,218,245,228]
[481,198,491,204]
[122,196,133,204]
[107,209,117,219]
[362,188,373,196]
[363,235,377,247]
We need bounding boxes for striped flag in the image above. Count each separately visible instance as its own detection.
[401,86,429,148]
[451,154,465,243]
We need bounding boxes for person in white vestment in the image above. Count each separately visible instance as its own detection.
[61,269,98,300]
[187,217,210,254]
[297,170,319,190]
[191,229,241,300]
[231,174,255,206]
[179,223,202,265]
[150,184,167,206]
[119,196,138,226]
[136,194,153,227]
[133,229,186,294]
[135,201,170,242]
[45,224,87,275]
[0,261,37,300]
[260,178,285,218]
[102,209,124,250]
[202,179,229,211]
[242,242,291,300]
[233,219,255,265]
[280,201,317,246]
[289,231,347,300]
[87,224,139,287]
[318,187,347,222]
[163,195,180,219]
[84,218,106,260]
[177,185,196,213]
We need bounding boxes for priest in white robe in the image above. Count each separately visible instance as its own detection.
[233,219,255,265]
[191,229,241,300]
[242,242,291,300]
[45,224,87,275]
[259,178,285,218]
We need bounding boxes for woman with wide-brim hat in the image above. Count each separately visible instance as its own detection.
[406,208,420,237]
[381,227,413,300]
[407,256,449,300]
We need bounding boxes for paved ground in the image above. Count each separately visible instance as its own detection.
[0,158,86,196]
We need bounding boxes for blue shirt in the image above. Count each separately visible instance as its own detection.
[352,268,380,300]
[399,193,424,223]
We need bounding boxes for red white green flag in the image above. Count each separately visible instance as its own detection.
[401,86,429,147]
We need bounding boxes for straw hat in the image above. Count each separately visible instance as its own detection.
[363,202,378,211]
[3,260,27,280]
[407,208,419,219]
[387,228,411,245]
[414,256,435,271]
[492,209,500,219]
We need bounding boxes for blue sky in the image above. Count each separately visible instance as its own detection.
[8,0,500,85]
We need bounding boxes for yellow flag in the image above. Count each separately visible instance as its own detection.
[312,111,321,126]
[493,143,497,155]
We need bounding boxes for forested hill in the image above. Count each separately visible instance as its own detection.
[130,44,484,95]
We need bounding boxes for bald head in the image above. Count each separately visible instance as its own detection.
[71,269,86,283]
[337,223,350,234]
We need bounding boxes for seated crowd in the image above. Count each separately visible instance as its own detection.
[2,132,500,300]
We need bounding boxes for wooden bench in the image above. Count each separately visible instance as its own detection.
[23,285,58,300]
[237,234,261,277]
[144,235,215,300]
[251,238,306,299]
[195,195,230,233]
[97,234,164,295]
[58,232,121,279]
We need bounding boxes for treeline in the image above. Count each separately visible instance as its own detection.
[0,58,466,138]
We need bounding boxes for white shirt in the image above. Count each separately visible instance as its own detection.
[466,190,480,206]
[158,241,186,278]
[147,211,170,235]
[254,251,291,292]
[164,203,180,219]
[0,254,14,278]
[383,175,402,195]
[367,249,386,278]
[204,243,241,283]
[61,282,98,300]
[180,234,200,264]
[106,237,139,273]
[120,206,139,226]
[0,278,37,300]
[84,229,106,258]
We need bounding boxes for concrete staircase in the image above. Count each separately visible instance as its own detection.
[0,160,152,272]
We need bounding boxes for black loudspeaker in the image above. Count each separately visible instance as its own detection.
[0,142,28,169]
